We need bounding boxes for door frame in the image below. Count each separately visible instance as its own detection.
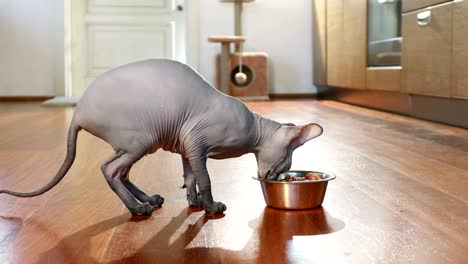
[63,0,200,98]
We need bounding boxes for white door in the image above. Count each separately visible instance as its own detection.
[69,0,185,97]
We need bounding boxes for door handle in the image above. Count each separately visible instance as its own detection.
[417,10,431,26]
[176,4,184,11]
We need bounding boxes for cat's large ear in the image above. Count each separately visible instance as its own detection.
[289,123,323,148]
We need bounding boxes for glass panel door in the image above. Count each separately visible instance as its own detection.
[367,0,402,67]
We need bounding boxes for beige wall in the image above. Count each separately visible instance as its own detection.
[0,0,64,96]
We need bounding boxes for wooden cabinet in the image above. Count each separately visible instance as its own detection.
[402,0,452,13]
[326,0,367,89]
[342,0,367,89]
[319,0,468,99]
[452,0,468,99]
[312,0,327,86]
[401,3,453,98]
[326,0,345,87]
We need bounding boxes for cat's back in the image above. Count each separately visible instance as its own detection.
[80,59,217,107]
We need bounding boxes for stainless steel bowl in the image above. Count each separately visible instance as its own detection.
[253,171,336,210]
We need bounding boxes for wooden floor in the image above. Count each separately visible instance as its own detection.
[0,100,467,263]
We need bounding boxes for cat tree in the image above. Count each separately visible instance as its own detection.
[208,0,269,100]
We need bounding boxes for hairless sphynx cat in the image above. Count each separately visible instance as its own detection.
[0,59,323,216]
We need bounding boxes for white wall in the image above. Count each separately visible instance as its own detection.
[197,0,315,94]
[0,0,64,96]
[0,0,314,97]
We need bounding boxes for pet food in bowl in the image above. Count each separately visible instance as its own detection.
[253,171,335,210]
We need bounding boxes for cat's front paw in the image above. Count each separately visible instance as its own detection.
[204,202,227,214]
[187,193,203,207]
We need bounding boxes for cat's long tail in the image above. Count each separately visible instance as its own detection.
[0,118,80,197]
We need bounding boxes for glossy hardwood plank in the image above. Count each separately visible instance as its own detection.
[320,100,468,138]
[0,101,467,263]
[103,139,466,263]
[298,102,468,201]
[249,101,468,260]
[0,103,140,263]
[6,134,127,263]
[317,101,468,171]
[103,100,466,263]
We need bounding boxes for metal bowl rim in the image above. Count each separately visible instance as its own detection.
[252,170,336,184]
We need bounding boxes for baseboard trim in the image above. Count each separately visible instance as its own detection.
[411,95,468,128]
[323,88,411,115]
[324,88,468,128]
[41,96,79,107]
[270,93,317,100]
[237,96,270,101]
[0,96,53,102]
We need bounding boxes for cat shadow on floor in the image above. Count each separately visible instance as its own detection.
[36,206,211,264]
[113,206,345,263]
[37,206,344,263]
[36,212,133,264]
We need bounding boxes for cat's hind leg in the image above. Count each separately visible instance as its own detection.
[122,165,164,207]
[101,151,153,216]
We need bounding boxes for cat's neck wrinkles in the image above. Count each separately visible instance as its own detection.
[252,113,281,152]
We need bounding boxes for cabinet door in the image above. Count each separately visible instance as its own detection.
[366,68,401,91]
[401,3,452,98]
[452,0,468,99]
[326,0,367,89]
[313,0,327,86]
[326,0,345,87]
[342,0,367,89]
[402,0,452,13]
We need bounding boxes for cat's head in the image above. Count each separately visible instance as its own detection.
[255,123,323,180]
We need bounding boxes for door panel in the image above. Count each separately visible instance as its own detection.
[71,0,184,97]
[89,0,171,12]
[86,22,173,81]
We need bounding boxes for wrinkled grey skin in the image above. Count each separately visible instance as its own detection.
[0,59,323,216]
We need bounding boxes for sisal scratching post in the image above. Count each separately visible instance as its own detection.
[209,0,269,100]
[208,36,246,95]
